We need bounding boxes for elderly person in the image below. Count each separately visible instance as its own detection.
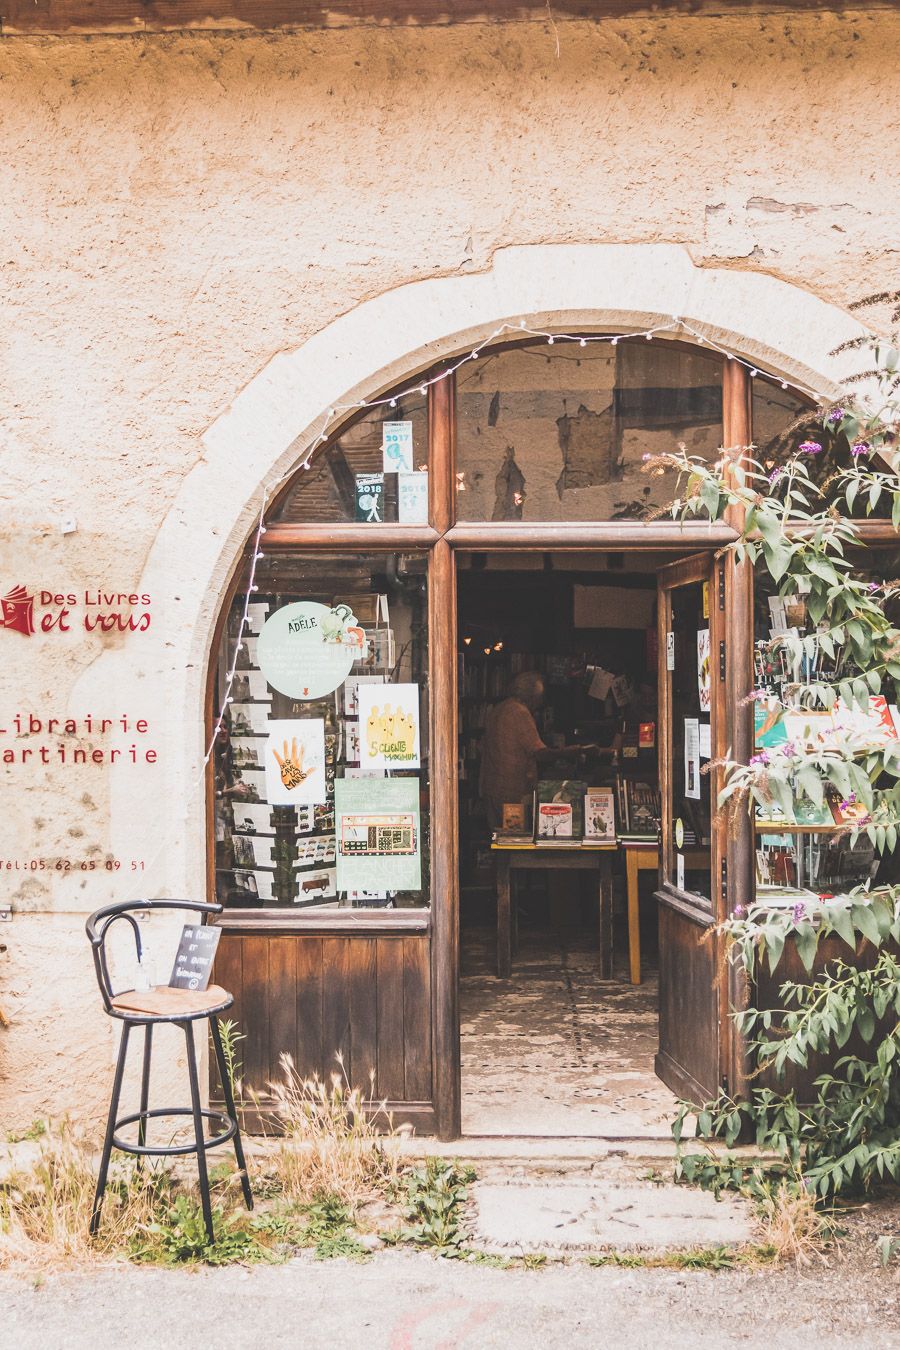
[479,671,596,830]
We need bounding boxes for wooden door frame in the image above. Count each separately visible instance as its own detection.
[209,341,900,1138]
[655,550,733,1098]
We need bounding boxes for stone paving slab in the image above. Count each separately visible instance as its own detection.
[469,1179,756,1252]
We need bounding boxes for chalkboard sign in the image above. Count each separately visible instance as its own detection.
[169,925,221,991]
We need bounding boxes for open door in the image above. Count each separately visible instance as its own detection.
[655,552,731,1104]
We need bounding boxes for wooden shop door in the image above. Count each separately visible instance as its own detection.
[655,552,746,1103]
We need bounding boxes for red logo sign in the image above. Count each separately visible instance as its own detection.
[0,586,35,636]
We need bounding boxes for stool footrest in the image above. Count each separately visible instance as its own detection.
[113,1106,237,1157]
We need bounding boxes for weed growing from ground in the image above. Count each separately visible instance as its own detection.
[399,1159,476,1253]
[259,1054,403,1210]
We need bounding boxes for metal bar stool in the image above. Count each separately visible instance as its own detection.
[86,898,253,1244]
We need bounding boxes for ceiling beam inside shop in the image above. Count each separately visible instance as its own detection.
[1,0,893,37]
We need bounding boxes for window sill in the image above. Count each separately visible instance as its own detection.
[214,908,431,935]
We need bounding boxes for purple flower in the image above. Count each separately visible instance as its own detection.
[791,902,807,923]
[749,751,770,767]
[869,582,879,592]
[781,741,797,757]
[768,467,784,485]
[840,794,857,811]
[827,408,845,426]
[799,440,824,456]
[733,904,746,918]
[851,441,871,457]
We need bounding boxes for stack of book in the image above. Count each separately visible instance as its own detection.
[616,776,661,843]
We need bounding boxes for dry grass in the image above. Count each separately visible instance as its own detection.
[754,1175,833,1266]
[255,1053,406,1209]
[0,1119,170,1270]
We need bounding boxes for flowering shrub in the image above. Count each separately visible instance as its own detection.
[666,324,900,1218]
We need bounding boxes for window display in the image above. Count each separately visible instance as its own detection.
[750,559,900,903]
[213,552,429,910]
[268,395,428,525]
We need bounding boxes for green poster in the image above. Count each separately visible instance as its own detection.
[335,777,421,893]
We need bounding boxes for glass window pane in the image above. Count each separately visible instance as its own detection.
[270,392,428,525]
[752,554,896,898]
[456,339,723,522]
[750,376,893,514]
[666,580,713,902]
[213,551,430,910]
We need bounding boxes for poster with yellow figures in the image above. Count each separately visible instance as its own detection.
[357,683,421,770]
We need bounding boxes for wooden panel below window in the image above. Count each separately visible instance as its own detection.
[655,899,719,1104]
[212,930,433,1129]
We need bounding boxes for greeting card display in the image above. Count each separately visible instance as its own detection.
[342,674,385,718]
[398,471,428,523]
[697,629,711,712]
[263,718,327,806]
[355,473,384,522]
[232,736,263,767]
[357,683,421,769]
[294,868,337,903]
[245,602,270,634]
[381,421,414,473]
[232,802,274,835]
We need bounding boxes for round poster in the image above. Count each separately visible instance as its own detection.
[256,601,364,699]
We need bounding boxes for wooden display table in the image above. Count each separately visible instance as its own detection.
[622,842,658,986]
[490,842,616,980]
[622,842,708,985]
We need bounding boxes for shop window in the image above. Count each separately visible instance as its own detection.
[751,375,894,514]
[455,339,723,523]
[752,377,821,476]
[213,551,430,910]
[752,551,900,898]
[269,393,428,525]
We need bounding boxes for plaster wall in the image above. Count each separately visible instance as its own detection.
[0,10,897,1129]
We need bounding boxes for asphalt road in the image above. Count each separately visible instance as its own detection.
[2,1248,899,1350]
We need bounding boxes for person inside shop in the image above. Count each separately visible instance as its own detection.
[479,670,601,830]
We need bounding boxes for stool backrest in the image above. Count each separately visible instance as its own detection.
[85,899,223,1012]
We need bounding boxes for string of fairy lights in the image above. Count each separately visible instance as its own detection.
[127,313,852,898]
[209,314,841,763]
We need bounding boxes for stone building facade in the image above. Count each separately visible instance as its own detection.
[1,5,896,1128]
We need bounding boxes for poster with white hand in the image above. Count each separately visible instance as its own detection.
[357,683,421,770]
[264,718,327,806]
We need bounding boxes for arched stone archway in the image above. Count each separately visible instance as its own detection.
[105,242,870,894]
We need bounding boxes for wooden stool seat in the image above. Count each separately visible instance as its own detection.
[111,984,231,1018]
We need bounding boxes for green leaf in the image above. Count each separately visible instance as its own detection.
[827,904,857,951]
[795,922,819,974]
[851,903,883,947]
[797,767,825,808]
[765,927,786,974]
[763,539,792,583]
